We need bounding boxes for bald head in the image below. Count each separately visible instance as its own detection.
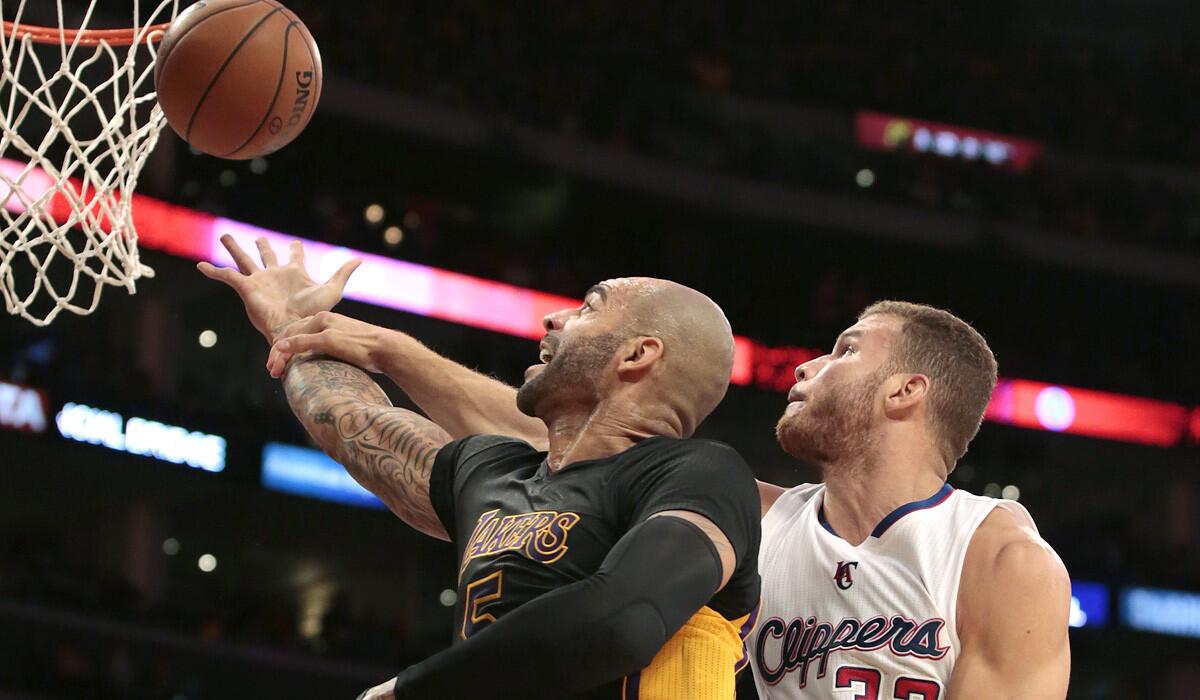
[605,277,735,434]
[518,276,735,436]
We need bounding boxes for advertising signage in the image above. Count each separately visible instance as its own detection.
[855,110,1045,171]
[1069,580,1109,629]
[55,402,226,473]
[261,442,384,510]
[1121,586,1200,640]
[0,380,48,433]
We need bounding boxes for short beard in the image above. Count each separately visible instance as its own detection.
[516,331,626,418]
[775,368,885,466]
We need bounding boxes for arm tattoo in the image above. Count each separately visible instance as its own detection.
[284,356,451,540]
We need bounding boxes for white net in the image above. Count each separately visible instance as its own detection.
[0,0,179,326]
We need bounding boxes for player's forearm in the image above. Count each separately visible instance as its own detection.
[393,517,722,699]
[375,332,547,447]
[284,354,391,451]
[283,355,451,538]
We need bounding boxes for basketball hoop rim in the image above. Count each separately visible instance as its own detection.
[1,20,171,47]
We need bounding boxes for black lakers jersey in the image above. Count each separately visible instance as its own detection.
[429,434,762,700]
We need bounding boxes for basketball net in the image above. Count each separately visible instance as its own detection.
[0,0,179,326]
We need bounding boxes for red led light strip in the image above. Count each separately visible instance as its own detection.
[130,192,1200,448]
[5,160,1194,448]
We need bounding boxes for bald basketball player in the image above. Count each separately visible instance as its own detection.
[270,294,1071,697]
[200,236,761,700]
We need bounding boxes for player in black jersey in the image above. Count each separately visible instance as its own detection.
[202,236,761,700]
[266,281,1072,700]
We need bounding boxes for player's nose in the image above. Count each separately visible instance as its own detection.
[543,308,571,332]
[795,355,828,382]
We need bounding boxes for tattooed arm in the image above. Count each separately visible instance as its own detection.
[284,355,453,541]
[195,235,452,540]
[268,312,548,449]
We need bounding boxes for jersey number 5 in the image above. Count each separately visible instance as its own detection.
[835,666,941,700]
[461,571,503,639]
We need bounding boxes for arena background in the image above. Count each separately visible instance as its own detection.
[0,2,1198,698]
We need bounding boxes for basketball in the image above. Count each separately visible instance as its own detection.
[154,0,322,160]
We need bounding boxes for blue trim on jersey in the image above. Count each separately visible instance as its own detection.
[818,483,955,542]
[817,505,840,537]
[870,483,955,538]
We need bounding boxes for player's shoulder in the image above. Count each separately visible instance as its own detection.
[962,503,1069,605]
[610,437,759,513]
[442,433,541,470]
[782,481,824,500]
[763,481,823,514]
[459,433,539,453]
[958,503,1071,644]
[623,436,755,481]
[636,434,739,456]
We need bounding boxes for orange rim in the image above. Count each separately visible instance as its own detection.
[1,21,172,47]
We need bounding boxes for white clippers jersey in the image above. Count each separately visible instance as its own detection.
[750,482,1037,699]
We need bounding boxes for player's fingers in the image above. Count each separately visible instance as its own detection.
[288,240,305,266]
[271,352,292,379]
[196,261,243,288]
[274,331,326,355]
[267,346,290,378]
[220,234,258,274]
[326,258,362,292]
[256,237,279,268]
[273,313,331,343]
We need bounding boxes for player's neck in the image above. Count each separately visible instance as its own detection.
[820,432,947,545]
[542,398,681,472]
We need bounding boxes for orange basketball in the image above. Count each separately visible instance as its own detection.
[154,0,322,160]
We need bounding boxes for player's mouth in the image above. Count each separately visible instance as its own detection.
[525,338,557,379]
[537,336,559,365]
[787,386,807,403]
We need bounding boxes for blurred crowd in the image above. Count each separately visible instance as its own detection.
[0,528,400,699]
[286,2,1199,160]
[271,0,1200,253]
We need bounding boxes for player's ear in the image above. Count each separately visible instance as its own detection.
[616,336,664,381]
[884,373,929,417]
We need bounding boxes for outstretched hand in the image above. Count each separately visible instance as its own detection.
[267,311,392,378]
[197,235,361,343]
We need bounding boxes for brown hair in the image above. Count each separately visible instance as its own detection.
[859,301,998,464]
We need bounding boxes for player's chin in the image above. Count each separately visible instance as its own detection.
[515,372,547,417]
[775,413,814,460]
[523,363,547,382]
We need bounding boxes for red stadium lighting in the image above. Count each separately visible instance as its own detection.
[1,158,1194,449]
[985,379,1191,448]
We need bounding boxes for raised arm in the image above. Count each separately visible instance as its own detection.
[197,235,453,539]
[268,312,548,448]
[283,355,452,540]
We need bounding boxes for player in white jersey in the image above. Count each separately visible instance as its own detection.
[756,301,1070,699]
[259,278,1071,698]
